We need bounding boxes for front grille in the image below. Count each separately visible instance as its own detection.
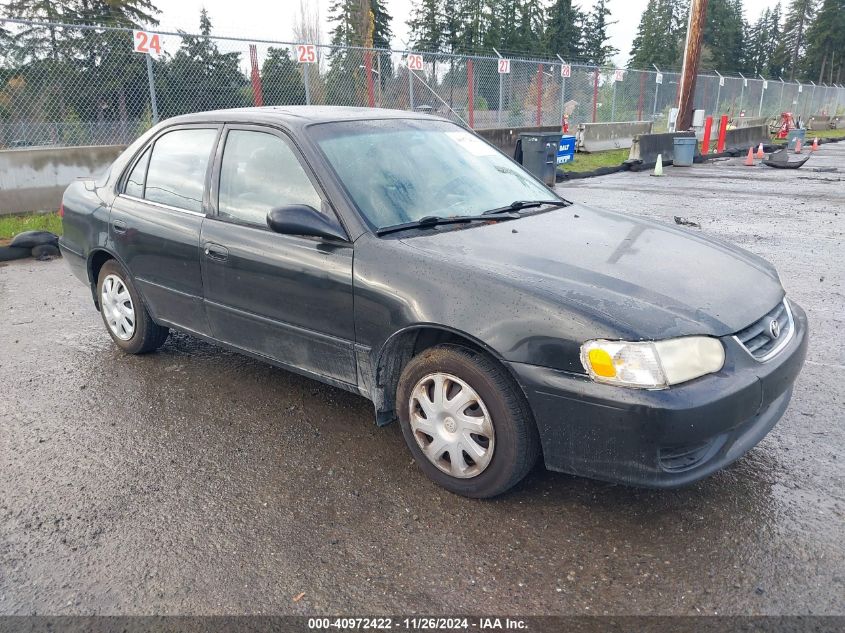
[735,299,793,361]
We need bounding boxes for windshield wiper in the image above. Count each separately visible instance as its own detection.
[375,212,520,236]
[482,199,569,215]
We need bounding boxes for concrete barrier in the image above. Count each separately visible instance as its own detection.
[723,125,769,150]
[833,116,845,130]
[628,131,698,164]
[733,116,767,129]
[577,121,653,152]
[0,145,125,215]
[807,115,831,131]
[475,125,561,157]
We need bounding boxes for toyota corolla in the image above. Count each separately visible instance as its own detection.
[59,107,808,497]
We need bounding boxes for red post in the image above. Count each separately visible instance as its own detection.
[249,44,264,107]
[637,71,645,120]
[536,64,543,126]
[365,49,375,108]
[701,115,713,154]
[467,58,474,129]
[716,114,728,153]
[592,68,599,123]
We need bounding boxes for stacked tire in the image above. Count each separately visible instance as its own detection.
[0,231,61,262]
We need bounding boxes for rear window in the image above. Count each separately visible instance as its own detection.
[144,129,217,213]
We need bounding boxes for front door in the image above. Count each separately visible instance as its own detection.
[109,125,219,335]
[200,125,356,386]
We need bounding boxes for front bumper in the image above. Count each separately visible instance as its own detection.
[509,301,809,488]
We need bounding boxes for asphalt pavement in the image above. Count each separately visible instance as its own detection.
[1,142,843,616]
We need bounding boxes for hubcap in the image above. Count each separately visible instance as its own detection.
[101,274,135,341]
[408,372,495,479]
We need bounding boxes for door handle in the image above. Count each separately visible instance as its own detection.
[112,219,127,234]
[204,242,229,262]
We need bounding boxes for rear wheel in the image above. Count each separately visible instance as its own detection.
[96,259,168,354]
[396,344,540,498]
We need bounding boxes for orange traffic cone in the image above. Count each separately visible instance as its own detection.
[794,138,803,154]
[756,142,765,159]
[744,147,755,166]
[811,137,819,151]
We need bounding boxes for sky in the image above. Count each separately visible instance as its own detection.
[150,0,782,67]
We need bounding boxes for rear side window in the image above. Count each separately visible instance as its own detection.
[124,147,150,198]
[144,129,217,213]
[217,130,322,227]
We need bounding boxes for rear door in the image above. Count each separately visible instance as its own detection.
[199,124,356,385]
[110,125,220,335]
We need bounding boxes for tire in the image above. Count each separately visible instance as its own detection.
[31,244,61,260]
[96,259,169,354]
[0,245,31,262]
[396,344,540,498]
[9,230,59,249]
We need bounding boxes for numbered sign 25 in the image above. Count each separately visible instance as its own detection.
[296,44,317,63]
[560,64,571,78]
[498,59,510,74]
[133,30,161,55]
[408,54,423,71]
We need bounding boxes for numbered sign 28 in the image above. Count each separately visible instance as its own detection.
[560,64,571,78]
[408,54,423,71]
[498,59,510,74]
[133,30,161,56]
[613,69,625,82]
[296,44,317,63]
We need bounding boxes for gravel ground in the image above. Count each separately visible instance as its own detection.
[1,142,843,616]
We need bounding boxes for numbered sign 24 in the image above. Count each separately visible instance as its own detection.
[296,44,317,63]
[498,59,510,74]
[133,30,161,55]
[408,54,423,71]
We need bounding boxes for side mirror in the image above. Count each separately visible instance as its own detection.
[266,205,347,241]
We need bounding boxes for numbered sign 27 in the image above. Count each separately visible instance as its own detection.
[408,54,423,71]
[560,64,571,78]
[133,30,161,56]
[296,44,317,63]
[498,59,510,74]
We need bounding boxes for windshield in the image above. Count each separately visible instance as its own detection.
[310,119,559,230]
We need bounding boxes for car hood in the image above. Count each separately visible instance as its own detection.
[400,204,784,338]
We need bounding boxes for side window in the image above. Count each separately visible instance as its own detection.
[218,130,322,227]
[124,147,150,197]
[144,128,217,213]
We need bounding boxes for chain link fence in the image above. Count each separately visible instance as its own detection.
[2,17,844,149]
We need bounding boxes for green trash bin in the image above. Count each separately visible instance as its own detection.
[518,132,562,186]
[673,136,697,167]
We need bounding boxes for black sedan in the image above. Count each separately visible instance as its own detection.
[59,107,808,497]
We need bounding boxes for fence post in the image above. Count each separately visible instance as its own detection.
[536,64,543,126]
[714,71,722,114]
[778,77,785,114]
[145,53,159,124]
[637,71,645,120]
[249,44,264,107]
[467,58,474,129]
[738,73,746,114]
[304,64,311,105]
[557,56,566,131]
[758,75,766,117]
[611,75,617,121]
[592,67,599,123]
[408,68,414,110]
[365,50,375,108]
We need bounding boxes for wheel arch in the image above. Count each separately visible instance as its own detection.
[371,324,528,426]
[86,247,128,310]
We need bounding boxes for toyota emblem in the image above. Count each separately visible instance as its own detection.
[769,319,781,339]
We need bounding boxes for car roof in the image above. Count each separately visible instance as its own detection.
[164,106,450,128]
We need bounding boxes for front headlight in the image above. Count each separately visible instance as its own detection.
[580,337,725,389]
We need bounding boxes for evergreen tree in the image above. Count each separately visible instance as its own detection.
[544,0,583,60]
[629,0,684,69]
[581,0,617,66]
[779,0,816,79]
[703,0,746,72]
[803,0,844,84]
[262,47,306,105]
[407,0,443,52]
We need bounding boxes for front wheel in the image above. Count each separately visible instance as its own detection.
[396,345,540,498]
[96,259,169,354]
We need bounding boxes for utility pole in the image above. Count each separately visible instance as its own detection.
[676,0,709,130]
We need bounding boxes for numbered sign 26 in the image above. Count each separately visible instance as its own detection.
[133,30,161,55]
[560,64,571,78]
[408,54,423,71]
[296,44,317,63]
[498,59,510,74]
